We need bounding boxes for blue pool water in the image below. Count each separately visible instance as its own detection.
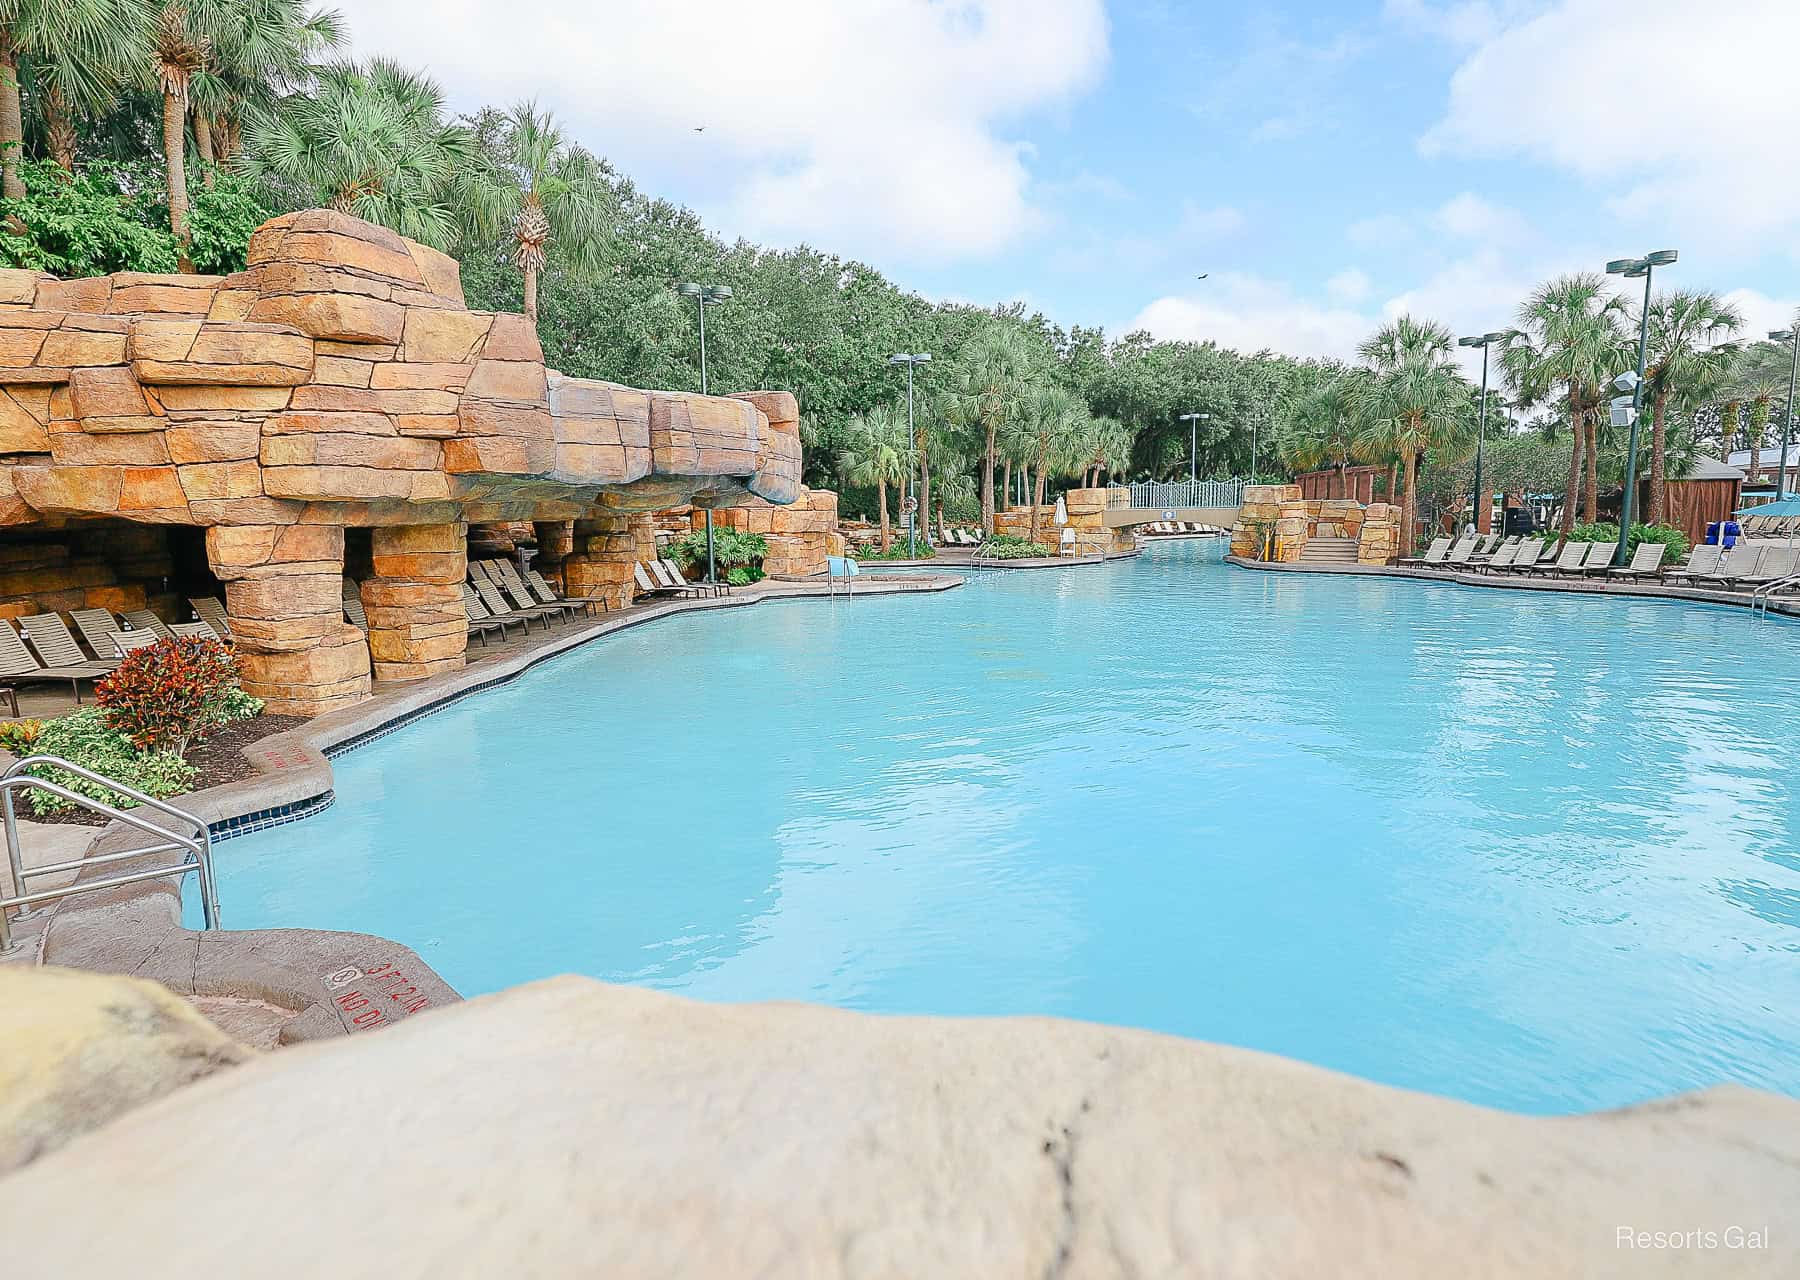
[199,541,1800,1113]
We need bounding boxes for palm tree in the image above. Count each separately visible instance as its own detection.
[1017,384,1089,544]
[1639,291,1741,523]
[0,0,151,189]
[1348,316,1469,555]
[1078,415,1130,487]
[941,323,1036,536]
[241,59,471,250]
[839,405,908,551]
[460,103,612,323]
[189,0,341,180]
[1502,274,1626,533]
[1279,379,1356,497]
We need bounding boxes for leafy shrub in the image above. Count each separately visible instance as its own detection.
[1566,521,1690,566]
[724,565,763,586]
[95,636,242,757]
[0,719,42,754]
[853,541,934,561]
[664,528,768,572]
[976,534,1048,560]
[24,708,194,816]
[218,687,266,724]
[0,158,269,278]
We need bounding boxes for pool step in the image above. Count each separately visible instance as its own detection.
[1299,537,1360,564]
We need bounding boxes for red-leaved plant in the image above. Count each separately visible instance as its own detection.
[95,636,240,757]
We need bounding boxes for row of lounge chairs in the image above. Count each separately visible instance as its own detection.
[1141,521,1217,536]
[941,529,981,546]
[1400,533,1800,591]
[0,604,226,712]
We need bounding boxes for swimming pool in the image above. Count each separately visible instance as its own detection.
[201,540,1800,1113]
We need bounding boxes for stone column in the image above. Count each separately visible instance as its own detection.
[532,519,574,591]
[206,524,371,717]
[562,512,656,608]
[361,522,468,683]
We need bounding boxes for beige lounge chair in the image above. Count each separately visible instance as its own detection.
[172,620,221,642]
[461,585,519,642]
[491,558,581,621]
[632,562,688,600]
[1664,544,1723,583]
[525,568,608,616]
[108,629,161,656]
[189,596,232,641]
[470,574,556,631]
[1607,542,1668,580]
[69,607,126,660]
[122,608,174,640]
[1490,538,1546,573]
[1689,545,1761,589]
[1738,545,1799,586]
[341,580,368,632]
[651,560,711,597]
[0,620,113,705]
[18,612,119,674]
[1399,537,1451,567]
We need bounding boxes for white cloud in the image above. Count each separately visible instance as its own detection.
[1382,0,1547,47]
[1720,289,1800,346]
[1347,213,1413,250]
[332,0,1108,264]
[1128,273,1370,359]
[1432,192,1526,242]
[1327,269,1372,303]
[1420,0,1800,254]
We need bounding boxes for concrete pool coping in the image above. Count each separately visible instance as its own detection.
[2,571,965,1040]
[853,546,1142,570]
[1225,554,1800,620]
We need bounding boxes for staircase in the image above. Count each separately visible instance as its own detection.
[1298,537,1359,566]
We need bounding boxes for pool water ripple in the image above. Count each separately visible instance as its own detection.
[200,541,1800,1113]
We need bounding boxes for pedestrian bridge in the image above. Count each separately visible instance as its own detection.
[1102,480,1246,530]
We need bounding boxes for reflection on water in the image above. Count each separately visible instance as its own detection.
[207,541,1800,1113]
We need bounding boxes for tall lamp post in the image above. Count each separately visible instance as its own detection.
[679,282,732,583]
[889,353,932,557]
[1179,412,1209,485]
[1604,249,1677,566]
[1769,326,1799,501]
[1457,330,1514,535]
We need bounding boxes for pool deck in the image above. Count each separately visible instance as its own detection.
[0,570,965,1040]
[1226,555,1800,620]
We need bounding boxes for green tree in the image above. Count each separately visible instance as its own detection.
[942,322,1037,535]
[1279,378,1357,497]
[1349,316,1471,554]
[1018,383,1089,544]
[461,103,612,322]
[242,58,470,250]
[839,405,908,550]
[1502,274,1626,533]
[1638,291,1741,522]
[2,0,153,180]
[189,0,341,176]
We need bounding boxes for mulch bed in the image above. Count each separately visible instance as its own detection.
[23,713,309,827]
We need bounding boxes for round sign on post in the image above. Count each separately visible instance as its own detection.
[1162,509,1175,520]
[901,497,917,516]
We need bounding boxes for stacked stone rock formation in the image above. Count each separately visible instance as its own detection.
[701,484,843,578]
[991,488,1134,556]
[0,210,803,714]
[1229,488,1403,566]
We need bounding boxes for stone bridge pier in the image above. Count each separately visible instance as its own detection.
[362,523,468,683]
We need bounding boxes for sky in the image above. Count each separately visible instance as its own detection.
[332,0,1800,374]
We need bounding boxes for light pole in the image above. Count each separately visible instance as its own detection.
[1768,326,1798,501]
[1179,412,1209,485]
[679,282,732,583]
[889,353,931,557]
[1604,249,1677,566]
[1457,330,1514,535]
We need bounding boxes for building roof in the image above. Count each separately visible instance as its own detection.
[1680,457,1744,481]
[1726,444,1800,469]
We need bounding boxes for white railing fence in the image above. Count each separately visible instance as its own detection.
[1106,480,1248,510]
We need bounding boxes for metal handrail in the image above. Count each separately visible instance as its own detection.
[1107,480,1247,510]
[0,754,217,953]
[1750,572,1800,619]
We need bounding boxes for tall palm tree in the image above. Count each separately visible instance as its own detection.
[189,0,341,180]
[1279,379,1356,497]
[942,323,1037,536]
[1502,274,1626,533]
[1,0,151,189]
[241,59,470,250]
[839,405,908,551]
[1639,291,1741,523]
[1078,415,1130,487]
[1016,384,1089,544]
[1348,316,1469,555]
[1742,378,1783,490]
[460,103,612,322]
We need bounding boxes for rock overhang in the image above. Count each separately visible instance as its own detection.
[0,209,802,531]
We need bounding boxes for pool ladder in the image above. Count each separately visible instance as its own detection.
[0,754,219,954]
[1750,573,1800,619]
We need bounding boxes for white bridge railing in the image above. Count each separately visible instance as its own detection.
[1107,480,1247,510]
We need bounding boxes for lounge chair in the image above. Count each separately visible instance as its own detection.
[491,559,583,621]
[1399,536,1451,567]
[342,580,368,632]
[650,560,712,598]
[632,561,688,600]
[1738,545,1799,587]
[171,621,221,642]
[1607,542,1668,580]
[1528,540,1590,576]
[189,596,232,641]
[1438,535,1481,569]
[461,585,519,643]
[0,620,114,705]
[69,607,126,661]
[526,568,608,617]
[108,630,161,656]
[1475,539,1524,573]
[18,612,120,674]
[1664,544,1723,584]
[470,573,557,631]
[665,558,727,597]
[122,608,174,639]
[475,561,570,624]
[1687,545,1761,589]
[1489,537,1546,573]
